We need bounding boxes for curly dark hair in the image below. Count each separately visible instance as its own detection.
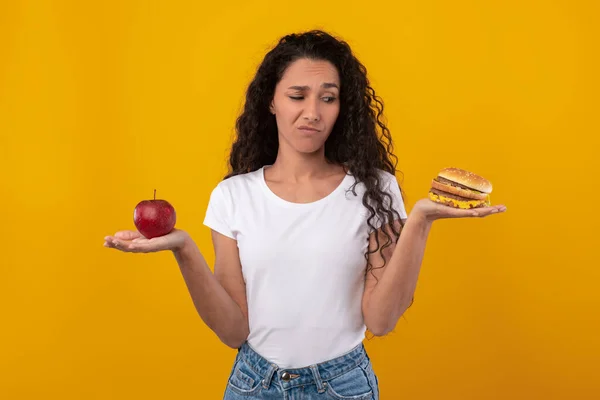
[225,30,409,300]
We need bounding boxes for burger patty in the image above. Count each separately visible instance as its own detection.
[430,188,484,202]
[435,177,484,193]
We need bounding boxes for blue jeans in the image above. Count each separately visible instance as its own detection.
[223,341,379,400]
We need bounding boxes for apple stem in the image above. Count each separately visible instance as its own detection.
[154,189,156,200]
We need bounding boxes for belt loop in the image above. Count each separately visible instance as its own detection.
[310,365,326,393]
[262,363,278,389]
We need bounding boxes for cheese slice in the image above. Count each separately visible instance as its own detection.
[428,192,487,209]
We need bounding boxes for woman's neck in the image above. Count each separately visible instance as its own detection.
[268,153,341,183]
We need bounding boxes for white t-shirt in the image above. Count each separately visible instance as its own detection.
[203,165,407,368]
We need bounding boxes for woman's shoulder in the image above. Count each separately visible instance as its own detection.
[215,168,264,193]
[347,167,399,186]
[375,168,398,181]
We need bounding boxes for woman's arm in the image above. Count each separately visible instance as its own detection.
[361,212,430,336]
[173,231,249,348]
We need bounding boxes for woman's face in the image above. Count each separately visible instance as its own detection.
[270,58,341,155]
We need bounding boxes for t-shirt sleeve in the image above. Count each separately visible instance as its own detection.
[203,183,235,239]
[386,173,408,220]
[369,172,408,233]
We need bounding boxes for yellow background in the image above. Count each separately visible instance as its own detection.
[1,1,598,399]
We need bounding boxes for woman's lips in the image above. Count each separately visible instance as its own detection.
[298,126,320,132]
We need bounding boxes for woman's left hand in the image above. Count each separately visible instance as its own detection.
[412,198,507,223]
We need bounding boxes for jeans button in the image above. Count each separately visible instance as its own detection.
[281,372,291,381]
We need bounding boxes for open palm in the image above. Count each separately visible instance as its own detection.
[103,229,188,253]
[413,198,507,221]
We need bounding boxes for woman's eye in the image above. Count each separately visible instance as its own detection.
[288,96,336,102]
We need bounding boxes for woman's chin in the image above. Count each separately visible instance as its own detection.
[295,145,325,155]
[291,138,327,154]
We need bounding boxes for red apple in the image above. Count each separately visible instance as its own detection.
[133,189,176,239]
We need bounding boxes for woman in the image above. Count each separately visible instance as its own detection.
[104,30,506,400]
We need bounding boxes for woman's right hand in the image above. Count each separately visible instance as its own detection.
[104,228,189,253]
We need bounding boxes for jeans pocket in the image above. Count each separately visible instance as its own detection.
[227,358,264,396]
[362,357,379,400]
[325,365,374,400]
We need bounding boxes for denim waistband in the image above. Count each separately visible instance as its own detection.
[237,341,368,392]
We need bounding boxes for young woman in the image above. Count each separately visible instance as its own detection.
[104,30,506,400]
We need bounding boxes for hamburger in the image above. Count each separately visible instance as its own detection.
[428,167,492,209]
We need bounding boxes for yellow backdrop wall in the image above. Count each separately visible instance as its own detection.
[1,1,598,399]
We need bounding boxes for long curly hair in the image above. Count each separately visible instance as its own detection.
[225,30,407,289]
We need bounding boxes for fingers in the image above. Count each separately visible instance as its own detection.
[103,237,135,252]
[114,230,143,240]
[104,237,125,250]
[103,230,149,252]
[106,240,143,253]
[103,235,162,253]
[470,205,507,217]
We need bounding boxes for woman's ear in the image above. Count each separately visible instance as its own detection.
[269,100,275,115]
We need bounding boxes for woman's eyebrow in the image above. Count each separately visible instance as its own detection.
[287,83,339,90]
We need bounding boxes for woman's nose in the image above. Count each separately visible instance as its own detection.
[303,99,321,122]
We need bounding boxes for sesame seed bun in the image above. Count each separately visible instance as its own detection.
[438,167,492,194]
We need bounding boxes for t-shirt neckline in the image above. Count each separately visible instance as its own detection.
[259,165,351,208]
